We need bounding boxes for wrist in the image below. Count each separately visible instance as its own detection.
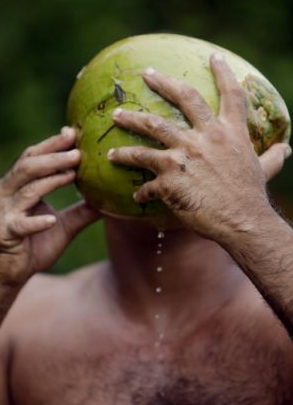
[216,201,293,275]
[217,200,279,247]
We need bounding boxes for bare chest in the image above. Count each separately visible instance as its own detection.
[10,325,293,405]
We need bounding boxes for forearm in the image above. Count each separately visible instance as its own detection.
[220,205,293,337]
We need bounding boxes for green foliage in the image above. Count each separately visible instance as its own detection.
[1,0,292,273]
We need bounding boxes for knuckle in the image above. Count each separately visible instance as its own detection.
[139,183,159,201]
[209,122,225,142]
[0,173,14,193]
[146,115,162,131]
[19,183,38,200]
[181,85,198,102]
[54,153,64,164]
[185,141,202,158]
[7,166,18,182]
[146,188,157,200]
[55,152,72,166]
[196,107,213,123]
[164,155,174,167]
[132,147,153,165]
[17,158,31,174]
[154,122,174,138]
[21,146,35,158]
[139,184,150,199]
[230,84,244,99]
[132,148,145,162]
[9,216,24,235]
[160,182,171,199]
[164,151,181,167]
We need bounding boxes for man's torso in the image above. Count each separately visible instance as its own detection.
[3,263,293,405]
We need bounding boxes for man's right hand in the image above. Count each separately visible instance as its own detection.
[0,127,101,287]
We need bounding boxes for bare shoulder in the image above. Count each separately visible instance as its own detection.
[1,261,109,336]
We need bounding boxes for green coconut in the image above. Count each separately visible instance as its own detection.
[67,33,291,224]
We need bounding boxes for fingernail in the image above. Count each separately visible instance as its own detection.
[68,149,80,158]
[46,216,56,225]
[107,148,115,159]
[113,108,123,118]
[144,67,155,76]
[65,127,76,137]
[133,191,138,200]
[213,52,224,61]
[61,127,74,137]
[285,145,292,158]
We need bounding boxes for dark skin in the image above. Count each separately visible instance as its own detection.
[0,54,293,405]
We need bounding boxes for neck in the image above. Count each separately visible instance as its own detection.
[104,217,245,324]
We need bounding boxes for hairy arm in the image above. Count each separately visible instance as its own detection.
[220,206,293,337]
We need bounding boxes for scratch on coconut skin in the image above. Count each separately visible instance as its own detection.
[97,124,117,143]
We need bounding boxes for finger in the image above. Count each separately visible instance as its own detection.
[210,53,246,124]
[8,214,57,237]
[108,146,168,173]
[14,171,76,211]
[113,109,181,147]
[143,68,215,130]
[59,201,102,241]
[5,149,80,191]
[133,179,162,203]
[20,127,76,158]
[259,143,291,181]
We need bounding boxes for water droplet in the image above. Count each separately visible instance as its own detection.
[156,287,162,293]
[158,243,162,248]
[155,313,160,320]
[159,333,164,340]
[156,266,163,272]
[157,250,162,255]
[154,340,161,348]
[158,231,165,239]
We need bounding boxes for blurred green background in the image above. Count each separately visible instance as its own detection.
[1,0,292,274]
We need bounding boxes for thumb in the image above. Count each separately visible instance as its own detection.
[59,201,103,240]
[259,143,291,182]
